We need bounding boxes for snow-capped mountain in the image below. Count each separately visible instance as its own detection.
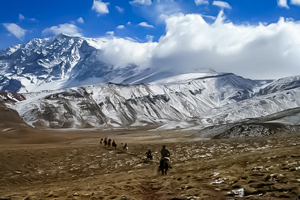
[0,34,150,93]
[1,34,300,134]
[2,72,300,131]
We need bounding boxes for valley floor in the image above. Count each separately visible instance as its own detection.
[1,129,300,200]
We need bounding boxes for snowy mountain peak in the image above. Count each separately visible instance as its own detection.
[0,35,128,92]
[0,34,237,93]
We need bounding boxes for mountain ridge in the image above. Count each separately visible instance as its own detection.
[3,72,300,132]
[1,34,300,135]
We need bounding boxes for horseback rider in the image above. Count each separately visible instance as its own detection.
[161,145,170,159]
[146,149,153,160]
[123,143,128,151]
[160,145,171,168]
[112,140,117,149]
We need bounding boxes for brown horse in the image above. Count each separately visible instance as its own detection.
[158,158,169,175]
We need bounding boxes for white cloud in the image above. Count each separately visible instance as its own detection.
[106,31,114,36]
[116,25,125,29]
[130,0,152,6]
[147,2,182,23]
[291,0,300,5]
[115,6,124,13]
[18,14,38,22]
[19,14,25,21]
[212,1,232,9]
[157,0,175,2]
[92,0,109,15]
[278,0,289,8]
[96,12,300,80]
[138,22,155,28]
[77,17,85,24]
[149,13,300,79]
[201,14,217,20]
[95,37,156,68]
[42,23,82,36]
[146,35,154,42]
[195,0,209,6]
[3,23,26,40]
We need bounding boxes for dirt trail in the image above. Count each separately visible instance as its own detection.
[1,130,300,199]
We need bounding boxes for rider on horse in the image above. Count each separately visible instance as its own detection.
[146,150,153,160]
[160,145,171,169]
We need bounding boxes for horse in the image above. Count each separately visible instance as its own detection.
[123,143,128,152]
[112,140,117,149]
[146,150,153,160]
[158,158,170,175]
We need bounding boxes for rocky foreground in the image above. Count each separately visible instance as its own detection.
[0,130,300,200]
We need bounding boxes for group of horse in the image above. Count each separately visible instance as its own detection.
[99,137,128,151]
[99,137,169,175]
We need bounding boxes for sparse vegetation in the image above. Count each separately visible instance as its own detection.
[1,128,300,199]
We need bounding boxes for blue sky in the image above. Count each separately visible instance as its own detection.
[1,0,300,79]
[1,0,300,49]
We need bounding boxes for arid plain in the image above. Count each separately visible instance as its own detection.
[1,124,300,200]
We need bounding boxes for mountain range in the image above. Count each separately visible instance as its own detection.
[1,34,300,137]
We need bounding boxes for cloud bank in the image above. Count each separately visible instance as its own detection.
[96,12,300,80]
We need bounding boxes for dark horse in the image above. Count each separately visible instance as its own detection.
[159,158,169,175]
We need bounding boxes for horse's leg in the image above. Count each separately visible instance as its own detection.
[159,160,163,175]
[165,162,169,175]
[162,162,166,175]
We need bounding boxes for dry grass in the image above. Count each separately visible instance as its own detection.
[0,127,300,199]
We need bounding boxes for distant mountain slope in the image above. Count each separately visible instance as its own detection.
[4,73,300,131]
